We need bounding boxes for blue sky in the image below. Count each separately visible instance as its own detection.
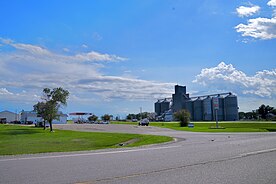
[0,0,276,117]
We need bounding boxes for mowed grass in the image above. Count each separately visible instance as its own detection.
[111,121,276,132]
[0,125,172,155]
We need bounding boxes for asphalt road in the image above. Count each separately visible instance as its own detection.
[1,124,276,184]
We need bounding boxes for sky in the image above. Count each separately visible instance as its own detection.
[0,0,276,117]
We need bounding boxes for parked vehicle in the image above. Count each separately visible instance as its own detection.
[139,118,149,126]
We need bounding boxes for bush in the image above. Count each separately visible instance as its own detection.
[174,109,191,127]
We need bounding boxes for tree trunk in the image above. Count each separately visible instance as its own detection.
[49,120,53,132]
[43,120,46,130]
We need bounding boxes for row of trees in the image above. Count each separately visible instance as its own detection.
[87,114,112,122]
[126,112,156,121]
[239,104,276,121]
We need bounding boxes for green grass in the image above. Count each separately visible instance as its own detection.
[0,125,172,155]
[111,121,276,132]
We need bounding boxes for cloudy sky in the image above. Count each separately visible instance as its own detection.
[0,0,275,117]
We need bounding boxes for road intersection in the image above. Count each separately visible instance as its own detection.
[1,124,276,184]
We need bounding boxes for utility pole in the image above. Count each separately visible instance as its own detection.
[140,107,142,120]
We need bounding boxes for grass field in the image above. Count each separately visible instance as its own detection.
[111,121,276,132]
[0,124,172,155]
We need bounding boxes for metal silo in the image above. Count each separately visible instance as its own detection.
[224,93,239,121]
[184,100,194,120]
[218,95,225,121]
[193,97,203,121]
[212,96,224,121]
[160,99,170,114]
[154,100,161,116]
[203,96,212,121]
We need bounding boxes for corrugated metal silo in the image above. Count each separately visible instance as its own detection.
[184,100,194,120]
[212,96,225,121]
[203,96,212,121]
[218,95,225,121]
[224,93,239,121]
[154,100,161,116]
[160,99,170,114]
[193,97,203,121]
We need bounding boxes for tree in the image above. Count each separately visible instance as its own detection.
[126,114,137,120]
[257,104,274,120]
[33,102,47,129]
[34,87,69,132]
[271,109,276,116]
[238,112,245,120]
[174,109,190,127]
[88,114,98,122]
[101,114,111,121]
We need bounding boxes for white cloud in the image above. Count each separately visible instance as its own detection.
[273,9,276,17]
[193,62,276,98]
[75,51,127,62]
[0,38,174,105]
[81,44,88,48]
[92,32,102,41]
[63,48,70,52]
[235,17,276,40]
[11,43,52,56]
[0,38,127,62]
[0,88,13,95]
[268,0,276,6]
[236,5,260,17]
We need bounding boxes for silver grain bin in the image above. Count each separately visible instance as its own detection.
[184,100,194,120]
[224,93,239,121]
[212,96,225,121]
[154,100,161,116]
[160,99,170,114]
[218,95,225,121]
[203,96,212,121]
[193,97,203,121]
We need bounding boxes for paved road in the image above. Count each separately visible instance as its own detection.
[1,124,276,184]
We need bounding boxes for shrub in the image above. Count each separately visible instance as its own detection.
[174,109,191,127]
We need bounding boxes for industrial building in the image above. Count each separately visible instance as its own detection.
[155,85,239,121]
[20,110,68,124]
[0,110,20,123]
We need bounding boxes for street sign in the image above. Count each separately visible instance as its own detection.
[213,97,219,110]
[188,123,194,128]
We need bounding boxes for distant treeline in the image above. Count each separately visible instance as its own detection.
[239,104,276,121]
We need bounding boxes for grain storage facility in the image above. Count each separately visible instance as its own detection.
[154,85,239,121]
[202,96,212,121]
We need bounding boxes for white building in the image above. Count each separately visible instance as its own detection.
[52,112,68,124]
[20,110,68,124]
[0,110,20,123]
[20,111,42,124]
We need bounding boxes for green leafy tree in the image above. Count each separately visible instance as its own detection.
[174,109,190,127]
[101,114,111,121]
[238,112,245,120]
[34,87,69,132]
[271,109,276,115]
[33,102,47,129]
[126,114,137,120]
[257,104,274,120]
[88,114,98,122]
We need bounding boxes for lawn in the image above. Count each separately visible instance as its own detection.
[111,121,276,132]
[0,124,172,155]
